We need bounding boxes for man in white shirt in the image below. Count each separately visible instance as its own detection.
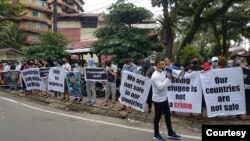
[62,58,71,71]
[4,62,11,72]
[151,59,181,141]
[61,58,71,101]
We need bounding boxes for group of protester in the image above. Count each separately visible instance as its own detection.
[1,55,250,141]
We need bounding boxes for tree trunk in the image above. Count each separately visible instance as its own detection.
[162,1,174,59]
[211,22,222,55]
[222,19,228,56]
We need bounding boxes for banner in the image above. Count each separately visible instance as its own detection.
[21,68,46,91]
[66,71,82,97]
[48,67,65,93]
[40,67,50,78]
[243,68,250,114]
[84,68,107,81]
[0,71,21,87]
[167,71,202,113]
[243,68,250,89]
[119,71,152,112]
[200,67,246,118]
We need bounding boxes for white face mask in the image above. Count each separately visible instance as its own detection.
[212,62,218,68]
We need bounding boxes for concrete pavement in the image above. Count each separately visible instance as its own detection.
[0,90,201,141]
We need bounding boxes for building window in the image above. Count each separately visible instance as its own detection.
[36,0,47,7]
[31,34,39,41]
[36,23,46,30]
[81,21,97,28]
[28,0,32,4]
[28,21,32,28]
[81,16,98,28]
[32,10,41,17]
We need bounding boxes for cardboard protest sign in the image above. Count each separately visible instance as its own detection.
[66,71,82,98]
[167,71,202,113]
[0,71,21,87]
[48,67,65,93]
[21,68,46,91]
[119,71,152,112]
[40,67,50,78]
[84,68,107,81]
[200,67,246,118]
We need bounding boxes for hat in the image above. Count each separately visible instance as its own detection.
[211,57,218,62]
[191,58,198,62]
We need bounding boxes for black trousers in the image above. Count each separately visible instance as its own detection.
[153,100,173,136]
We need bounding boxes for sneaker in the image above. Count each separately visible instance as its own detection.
[153,135,166,141]
[85,99,91,104]
[168,131,181,140]
[90,100,96,106]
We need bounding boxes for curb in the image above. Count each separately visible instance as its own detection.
[13,92,150,122]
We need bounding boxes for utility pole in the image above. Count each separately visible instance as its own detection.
[52,0,58,32]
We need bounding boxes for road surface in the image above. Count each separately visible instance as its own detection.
[0,91,201,141]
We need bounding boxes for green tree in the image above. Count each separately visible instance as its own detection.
[152,0,177,59]
[0,24,28,50]
[24,31,69,60]
[152,0,249,59]
[176,0,247,57]
[93,0,153,64]
[40,31,69,47]
[0,0,25,29]
[178,44,204,67]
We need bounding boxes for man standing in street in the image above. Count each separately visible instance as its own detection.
[151,59,181,141]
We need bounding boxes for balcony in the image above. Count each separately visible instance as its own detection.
[21,27,47,34]
[27,5,53,14]
[20,16,51,24]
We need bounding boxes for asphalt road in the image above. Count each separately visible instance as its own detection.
[0,91,201,141]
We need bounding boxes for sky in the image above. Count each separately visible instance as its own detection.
[82,0,163,18]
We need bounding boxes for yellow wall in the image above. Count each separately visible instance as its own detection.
[58,21,81,28]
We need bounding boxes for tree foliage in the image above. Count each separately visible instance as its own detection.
[93,0,153,64]
[178,44,204,67]
[24,31,68,60]
[0,0,25,29]
[0,24,28,50]
[152,0,250,60]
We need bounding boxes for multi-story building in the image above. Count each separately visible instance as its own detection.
[57,13,105,62]
[12,0,84,44]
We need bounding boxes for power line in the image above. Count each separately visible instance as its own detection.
[84,0,113,7]
[84,0,148,13]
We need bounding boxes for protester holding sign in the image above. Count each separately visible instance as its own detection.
[119,59,137,112]
[62,58,71,101]
[151,59,181,141]
[66,72,82,99]
[138,58,155,113]
[186,58,204,118]
[86,58,97,106]
[200,67,246,118]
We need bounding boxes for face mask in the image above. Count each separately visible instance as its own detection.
[212,62,218,68]
[74,63,78,67]
[192,61,198,65]
[62,61,66,64]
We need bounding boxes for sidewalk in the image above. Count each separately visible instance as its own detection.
[1,88,250,136]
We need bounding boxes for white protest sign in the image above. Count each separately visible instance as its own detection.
[21,68,46,91]
[200,67,246,118]
[48,67,66,93]
[119,71,152,112]
[167,71,202,113]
